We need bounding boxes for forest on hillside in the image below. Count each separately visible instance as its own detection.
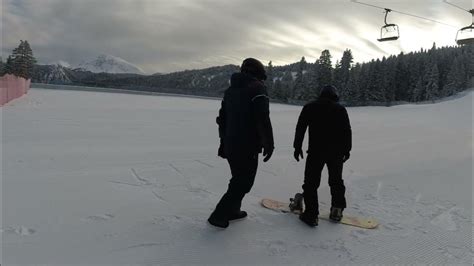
[29,44,473,106]
[266,44,473,105]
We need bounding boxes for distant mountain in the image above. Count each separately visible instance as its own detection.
[33,64,73,84]
[76,54,145,75]
[51,60,71,68]
[31,63,239,96]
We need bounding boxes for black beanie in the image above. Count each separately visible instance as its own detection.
[241,58,267,81]
[320,85,340,102]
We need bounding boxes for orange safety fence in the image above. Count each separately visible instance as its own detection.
[0,74,30,106]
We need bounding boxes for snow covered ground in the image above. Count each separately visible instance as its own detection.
[2,87,472,265]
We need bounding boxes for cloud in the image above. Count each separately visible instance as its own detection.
[2,0,469,73]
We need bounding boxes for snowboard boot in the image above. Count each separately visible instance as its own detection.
[289,193,304,213]
[208,212,229,229]
[299,213,318,227]
[228,211,248,222]
[329,207,344,223]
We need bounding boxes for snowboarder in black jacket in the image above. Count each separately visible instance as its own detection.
[293,85,352,227]
[208,58,274,228]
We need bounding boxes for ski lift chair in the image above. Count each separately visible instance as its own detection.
[378,9,400,42]
[455,10,474,45]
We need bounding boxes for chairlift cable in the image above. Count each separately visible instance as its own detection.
[351,0,458,28]
[350,0,383,10]
[393,9,458,28]
[443,0,471,13]
[443,0,474,25]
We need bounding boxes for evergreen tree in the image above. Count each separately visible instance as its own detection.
[281,71,294,101]
[305,60,320,100]
[265,61,274,96]
[334,60,341,82]
[334,49,353,101]
[383,56,398,103]
[442,56,466,96]
[413,77,424,102]
[429,42,437,54]
[11,41,23,76]
[345,63,361,105]
[23,40,37,79]
[357,63,370,104]
[442,68,457,97]
[293,56,307,100]
[10,40,36,79]
[424,62,440,101]
[4,56,14,75]
[317,50,333,88]
[393,53,410,101]
[273,79,285,101]
[0,57,4,76]
[467,45,474,87]
[408,56,423,102]
[366,59,384,102]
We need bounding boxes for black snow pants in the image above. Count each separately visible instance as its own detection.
[302,153,346,219]
[212,154,258,219]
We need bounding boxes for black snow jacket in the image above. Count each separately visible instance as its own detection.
[217,72,274,157]
[293,89,352,157]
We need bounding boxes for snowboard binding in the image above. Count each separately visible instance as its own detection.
[289,193,304,213]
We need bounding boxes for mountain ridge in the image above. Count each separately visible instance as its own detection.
[76,54,145,75]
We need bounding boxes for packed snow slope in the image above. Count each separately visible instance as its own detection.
[2,87,472,265]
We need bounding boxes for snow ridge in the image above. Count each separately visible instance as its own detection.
[77,54,145,74]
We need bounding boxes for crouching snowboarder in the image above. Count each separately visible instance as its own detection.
[208,58,275,229]
[293,85,352,227]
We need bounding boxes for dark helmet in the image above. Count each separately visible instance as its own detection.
[320,85,340,102]
[241,58,267,81]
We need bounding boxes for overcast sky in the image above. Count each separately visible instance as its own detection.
[2,0,471,74]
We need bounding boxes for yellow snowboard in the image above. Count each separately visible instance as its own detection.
[261,198,379,229]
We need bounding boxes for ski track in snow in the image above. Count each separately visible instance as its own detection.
[107,180,141,187]
[345,180,471,264]
[131,168,153,186]
[167,162,217,198]
[112,242,168,253]
[430,207,461,231]
[108,161,220,206]
[104,160,472,264]
[110,167,172,202]
[82,214,115,222]
[194,159,215,168]
[1,226,36,236]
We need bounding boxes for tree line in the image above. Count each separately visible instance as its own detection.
[0,40,37,80]
[266,44,473,105]
[31,44,472,106]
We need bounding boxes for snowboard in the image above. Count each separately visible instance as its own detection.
[261,198,379,229]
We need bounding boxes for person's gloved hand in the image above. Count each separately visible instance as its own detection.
[294,149,304,162]
[342,152,350,163]
[263,146,274,162]
[218,141,226,159]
